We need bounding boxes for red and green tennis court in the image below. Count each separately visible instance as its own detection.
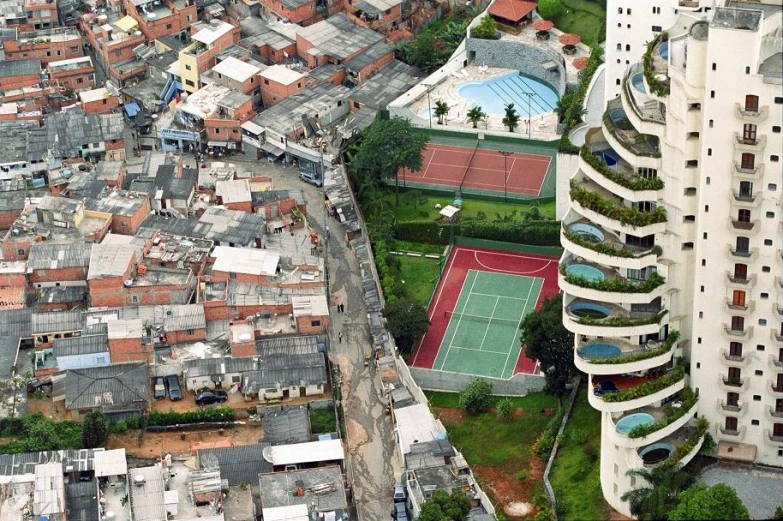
[410,245,560,378]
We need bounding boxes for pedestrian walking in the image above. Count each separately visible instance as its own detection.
[338,332,343,343]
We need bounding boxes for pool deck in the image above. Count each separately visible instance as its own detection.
[410,64,560,139]
[566,298,663,323]
[577,335,646,359]
[499,25,588,85]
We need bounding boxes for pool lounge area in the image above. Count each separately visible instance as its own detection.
[576,335,659,361]
[605,99,661,156]
[565,298,665,325]
[564,220,659,258]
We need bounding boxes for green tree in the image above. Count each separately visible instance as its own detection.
[669,483,749,521]
[352,116,429,205]
[520,294,575,401]
[434,100,450,125]
[23,414,59,452]
[620,465,694,521]
[383,298,430,356]
[774,506,783,520]
[466,106,486,128]
[82,410,110,449]
[459,380,492,414]
[537,0,564,20]
[496,397,514,421]
[471,16,497,39]
[417,490,471,521]
[502,103,521,132]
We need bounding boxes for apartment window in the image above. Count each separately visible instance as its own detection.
[775,97,783,104]
[704,205,709,212]
[706,177,710,185]
[17,249,24,256]
[767,211,776,219]
[264,79,269,85]
[739,181,753,198]
[743,124,757,142]
[185,79,195,87]
[707,148,712,156]
[166,23,172,29]
[682,242,694,250]
[772,155,780,162]
[710,90,715,99]
[712,63,716,71]
[732,291,746,308]
[773,126,781,133]
[745,95,759,112]
[761,292,769,299]
[185,64,192,71]
[686,160,698,167]
[229,272,236,279]
[724,417,738,432]
[762,266,771,273]
[617,43,622,51]
[186,329,195,335]
[726,391,739,406]
[759,319,768,326]
[770,184,778,191]
[625,44,631,51]
[617,23,622,27]
[746,67,751,74]
[685,215,696,222]
[627,24,631,28]
[701,259,705,266]
[616,79,621,85]
[751,419,760,426]
[731,316,745,331]
[618,7,623,13]
[709,119,714,127]
[733,263,747,280]
[741,153,755,169]
[729,342,743,357]
[735,237,750,254]
[627,8,632,14]
[131,295,139,303]
[737,209,751,223]
[311,320,321,327]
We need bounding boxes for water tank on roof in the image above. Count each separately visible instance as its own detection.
[134,474,146,486]
[103,512,115,520]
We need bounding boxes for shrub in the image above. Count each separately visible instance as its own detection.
[643,32,670,97]
[580,147,665,191]
[570,181,667,227]
[602,360,685,403]
[562,228,662,259]
[568,428,590,444]
[496,397,514,422]
[533,408,565,459]
[627,386,696,438]
[590,330,680,365]
[393,219,560,246]
[662,417,709,469]
[560,263,666,293]
[575,310,668,327]
[517,470,528,482]
[147,407,235,426]
[583,438,598,461]
[110,420,128,434]
[537,0,563,20]
[471,16,498,39]
[459,380,493,414]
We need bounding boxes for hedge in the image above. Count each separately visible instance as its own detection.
[643,32,670,97]
[602,360,685,403]
[570,181,667,227]
[560,264,666,293]
[580,146,665,191]
[394,219,560,246]
[627,387,696,438]
[576,310,668,327]
[147,408,235,426]
[661,418,709,469]
[602,112,662,158]
[590,330,679,365]
[532,407,565,459]
[558,44,604,154]
[562,228,662,259]
[373,240,399,303]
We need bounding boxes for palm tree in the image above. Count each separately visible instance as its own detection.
[620,464,694,521]
[502,103,520,132]
[466,106,486,128]
[433,100,450,125]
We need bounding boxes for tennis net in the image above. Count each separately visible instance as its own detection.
[444,310,520,327]
[458,139,480,191]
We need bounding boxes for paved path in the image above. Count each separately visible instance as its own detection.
[699,465,783,520]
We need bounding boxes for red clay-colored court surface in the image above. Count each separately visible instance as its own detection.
[409,245,560,376]
[399,143,551,196]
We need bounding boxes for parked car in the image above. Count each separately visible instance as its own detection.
[153,378,166,400]
[392,502,409,521]
[299,171,322,187]
[393,485,406,504]
[165,375,181,401]
[195,390,228,406]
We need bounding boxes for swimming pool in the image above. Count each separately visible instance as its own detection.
[639,442,674,465]
[631,72,646,93]
[568,302,611,319]
[579,343,622,360]
[658,41,669,60]
[566,264,605,282]
[593,149,619,167]
[616,413,655,434]
[418,107,435,121]
[457,72,559,117]
[568,223,604,243]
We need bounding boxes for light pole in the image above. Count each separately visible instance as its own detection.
[498,151,512,203]
[422,83,433,129]
[522,91,534,139]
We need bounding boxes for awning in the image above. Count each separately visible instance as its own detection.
[240,120,264,136]
[123,101,141,118]
[261,142,285,156]
[114,15,139,33]
[207,141,230,147]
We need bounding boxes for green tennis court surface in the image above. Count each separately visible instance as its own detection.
[434,270,543,379]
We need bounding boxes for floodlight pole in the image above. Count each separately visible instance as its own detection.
[422,83,433,130]
[522,91,534,139]
[498,151,512,203]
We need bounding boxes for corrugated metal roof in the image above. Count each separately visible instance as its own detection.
[198,443,273,486]
[65,362,149,411]
[0,449,97,476]
[0,308,33,338]
[53,333,108,357]
[32,310,84,335]
[263,406,311,445]
[93,448,127,477]
[256,335,323,356]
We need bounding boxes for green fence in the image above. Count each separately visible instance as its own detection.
[455,236,564,258]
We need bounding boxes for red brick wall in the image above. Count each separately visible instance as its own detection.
[0,210,21,231]
[0,272,27,286]
[110,197,150,235]
[83,96,120,114]
[0,73,40,90]
[166,327,206,345]
[108,337,151,363]
[2,239,32,260]
[230,341,256,357]
[296,314,328,334]
[38,301,72,312]
[203,299,229,322]
[29,266,88,285]
[3,37,83,65]
[225,201,252,213]
[88,277,125,307]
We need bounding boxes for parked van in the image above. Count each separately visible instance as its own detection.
[299,171,322,187]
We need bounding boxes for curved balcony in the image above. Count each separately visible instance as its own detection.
[717,424,746,442]
[607,394,698,449]
[570,179,667,236]
[735,102,769,122]
[769,381,783,397]
[723,297,755,316]
[717,398,747,416]
[575,333,678,375]
[621,63,666,136]
[722,349,753,367]
[730,217,760,236]
[561,222,660,271]
[580,136,664,203]
[638,421,707,469]
[725,272,757,288]
[722,324,753,341]
[734,133,767,152]
[771,328,783,344]
[603,99,662,166]
[765,429,783,445]
[730,190,762,208]
[564,299,666,337]
[727,245,758,261]
[719,374,749,392]
[588,364,685,413]
[559,260,666,305]
[733,162,763,180]
[767,406,783,419]
[769,354,783,369]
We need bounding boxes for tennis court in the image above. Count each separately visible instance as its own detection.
[433,270,543,378]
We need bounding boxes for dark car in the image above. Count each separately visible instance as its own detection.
[393,485,406,504]
[392,502,409,521]
[165,375,182,401]
[195,390,228,406]
[153,377,166,400]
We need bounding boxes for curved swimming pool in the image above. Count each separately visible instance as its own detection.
[616,413,655,434]
[568,223,605,243]
[457,72,559,117]
[631,72,646,93]
[567,264,605,282]
[593,149,619,167]
[658,41,669,60]
[568,302,611,319]
[639,442,674,464]
[579,343,622,360]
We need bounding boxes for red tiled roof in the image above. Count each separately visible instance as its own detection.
[488,0,537,23]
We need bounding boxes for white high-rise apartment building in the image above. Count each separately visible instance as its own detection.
[604,0,715,101]
[561,0,782,515]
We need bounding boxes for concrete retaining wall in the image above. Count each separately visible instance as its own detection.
[409,366,546,395]
[465,38,567,96]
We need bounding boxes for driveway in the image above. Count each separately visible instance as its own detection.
[699,464,783,520]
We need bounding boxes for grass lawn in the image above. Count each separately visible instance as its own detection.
[549,386,612,521]
[555,0,606,45]
[393,240,445,255]
[425,390,556,411]
[398,255,442,308]
[385,191,556,222]
[309,407,336,434]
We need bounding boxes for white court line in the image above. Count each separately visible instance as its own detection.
[413,247,460,366]
[501,278,542,379]
[447,346,510,355]
[477,296,500,353]
[420,147,438,179]
[458,247,555,262]
[438,270,479,371]
[474,251,553,276]
[470,291,529,301]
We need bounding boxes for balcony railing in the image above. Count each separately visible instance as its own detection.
[723,325,751,338]
[569,180,668,228]
[725,272,755,286]
[734,133,766,150]
[770,354,783,368]
[719,400,744,413]
[770,382,783,395]
[768,432,783,443]
[679,0,699,6]
[728,246,755,259]
[722,350,747,363]
[722,377,745,388]
[720,427,742,436]
[731,219,757,231]
[735,102,768,121]
[733,162,760,176]
[769,407,783,418]
[731,190,758,203]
